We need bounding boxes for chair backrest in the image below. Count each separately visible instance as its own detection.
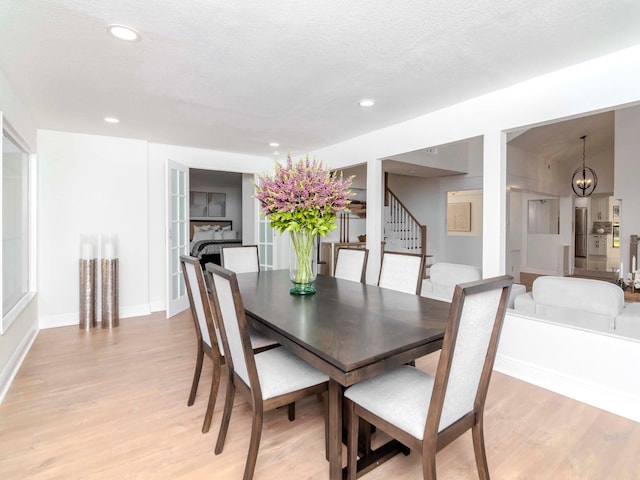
[425,275,513,438]
[180,255,218,350]
[377,252,424,294]
[221,245,260,274]
[334,247,369,283]
[206,263,262,398]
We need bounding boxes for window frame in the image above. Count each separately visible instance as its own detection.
[1,119,36,334]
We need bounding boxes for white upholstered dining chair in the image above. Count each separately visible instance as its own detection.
[206,263,329,480]
[221,245,260,273]
[377,251,424,295]
[344,275,513,480]
[180,255,278,434]
[334,247,369,283]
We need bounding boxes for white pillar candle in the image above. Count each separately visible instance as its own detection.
[81,242,94,260]
[103,243,116,259]
[620,261,624,279]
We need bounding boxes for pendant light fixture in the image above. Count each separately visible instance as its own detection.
[572,135,597,197]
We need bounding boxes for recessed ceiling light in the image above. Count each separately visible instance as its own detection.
[107,24,141,42]
[104,117,120,124]
[269,142,280,147]
[359,99,375,107]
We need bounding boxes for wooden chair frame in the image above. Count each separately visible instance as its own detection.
[181,255,282,435]
[206,263,328,480]
[180,254,224,434]
[347,275,513,480]
[221,245,260,273]
[334,247,369,283]
[377,251,425,295]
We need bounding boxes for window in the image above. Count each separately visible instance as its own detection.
[2,129,30,320]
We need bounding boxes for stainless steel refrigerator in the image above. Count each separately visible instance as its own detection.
[575,207,587,257]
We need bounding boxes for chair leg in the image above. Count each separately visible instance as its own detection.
[472,417,490,480]
[323,393,329,461]
[287,402,295,421]
[215,375,236,455]
[202,360,222,434]
[346,399,359,480]
[358,418,372,456]
[422,453,437,480]
[188,345,204,406]
[243,408,264,480]
[422,437,438,480]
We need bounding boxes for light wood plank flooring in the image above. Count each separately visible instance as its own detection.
[1,311,638,479]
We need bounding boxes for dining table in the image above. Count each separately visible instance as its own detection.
[236,269,450,480]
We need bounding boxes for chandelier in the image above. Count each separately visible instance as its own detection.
[571,135,597,197]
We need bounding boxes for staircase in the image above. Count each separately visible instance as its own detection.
[384,188,427,256]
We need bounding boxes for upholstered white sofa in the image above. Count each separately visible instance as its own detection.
[420,263,482,302]
[420,262,525,306]
[512,275,640,337]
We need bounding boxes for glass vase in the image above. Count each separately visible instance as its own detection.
[289,229,317,295]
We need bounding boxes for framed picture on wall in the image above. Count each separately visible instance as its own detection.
[207,193,226,217]
[447,202,471,232]
[189,191,208,217]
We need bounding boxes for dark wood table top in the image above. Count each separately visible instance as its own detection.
[236,270,450,386]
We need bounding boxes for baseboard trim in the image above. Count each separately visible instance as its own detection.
[0,319,39,404]
[39,304,153,329]
[149,300,166,313]
[495,351,640,423]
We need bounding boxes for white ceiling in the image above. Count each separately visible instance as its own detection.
[1,1,640,158]
[507,111,615,166]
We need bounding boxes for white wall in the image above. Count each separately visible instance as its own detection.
[0,70,39,403]
[507,189,523,280]
[309,46,640,419]
[615,105,640,276]
[146,143,274,310]
[313,44,640,279]
[321,134,488,275]
[508,143,567,196]
[384,174,482,268]
[497,312,640,423]
[35,133,274,326]
[37,130,150,326]
[519,192,572,275]
[0,72,36,149]
[189,170,242,236]
[242,173,257,247]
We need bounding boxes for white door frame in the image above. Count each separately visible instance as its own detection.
[166,159,189,318]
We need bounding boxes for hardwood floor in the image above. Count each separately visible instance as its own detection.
[1,311,638,479]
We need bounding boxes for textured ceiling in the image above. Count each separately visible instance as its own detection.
[508,111,615,166]
[1,1,640,158]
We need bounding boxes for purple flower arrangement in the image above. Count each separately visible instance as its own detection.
[255,154,353,235]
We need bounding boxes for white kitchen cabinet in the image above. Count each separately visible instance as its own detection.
[589,234,607,256]
[590,196,610,221]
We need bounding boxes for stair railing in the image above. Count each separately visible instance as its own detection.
[384,188,427,256]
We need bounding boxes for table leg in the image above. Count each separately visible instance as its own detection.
[328,379,342,480]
